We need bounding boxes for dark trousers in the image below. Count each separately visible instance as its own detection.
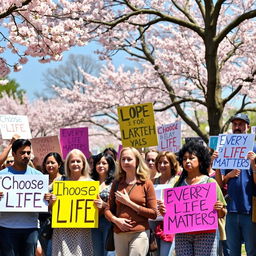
[0,227,38,256]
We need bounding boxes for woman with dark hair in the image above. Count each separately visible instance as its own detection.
[91,152,116,256]
[161,141,226,256]
[42,152,64,188]
[103,147,118,161]
[40,152,64,256]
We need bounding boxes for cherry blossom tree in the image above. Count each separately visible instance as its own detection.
[2,0,256,143]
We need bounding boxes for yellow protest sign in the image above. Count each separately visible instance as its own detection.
[52,181,99,228]
[118,102,158,148]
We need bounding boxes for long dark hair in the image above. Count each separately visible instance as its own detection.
[91,153,115,185]
[42,152,64,175]
[176,141,211,187]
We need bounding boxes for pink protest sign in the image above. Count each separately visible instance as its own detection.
[60,127,90,159]
[163,182,218,234]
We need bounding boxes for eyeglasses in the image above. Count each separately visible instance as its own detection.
[6,160,14,164]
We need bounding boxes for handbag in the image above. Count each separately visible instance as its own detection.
[40,216,53,240]
[104,181,119,251]
[149,228,158,252]
[105,225,115,251]
[252,196,256,223]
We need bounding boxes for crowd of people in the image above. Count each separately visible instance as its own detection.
[0,113,255,256]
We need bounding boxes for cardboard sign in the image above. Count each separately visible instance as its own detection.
[118,103,158,148]
[52,181,99,228]
[163,183,218,234]
[208,136,219,151]
[0,175,48,212]
[212,133,255,169]
[252,126,256,134]
[60,127,90,159]
[157,121,181,152]
[31,136,62,165]
[0,115,32,139]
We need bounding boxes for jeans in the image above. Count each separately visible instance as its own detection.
[159,239,175,256]
[0,227,38,256]
[226,213,256,256]
[91,215,115,256]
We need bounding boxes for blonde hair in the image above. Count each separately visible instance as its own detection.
[145,149,159,160]
[64,149,89,178]
[116,147,149,182]
[155,151,179,177]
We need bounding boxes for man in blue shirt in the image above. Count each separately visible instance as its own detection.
[222,114,256,256]
[0,139,43,256]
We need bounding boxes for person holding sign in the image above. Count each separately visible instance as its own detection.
[0,139,44,256]
[105,147,157,256]
[50,149,94,256]
[160,141,226,256]
[153,151,180,256]
[40,152,65,256]
[91,152,116,256]
[219,113,256,256]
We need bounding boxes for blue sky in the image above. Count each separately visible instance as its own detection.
[5,42,128,101]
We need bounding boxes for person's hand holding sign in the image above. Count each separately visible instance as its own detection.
[94,195,105,209]
[0,192,3,201]
[214,200,226,218]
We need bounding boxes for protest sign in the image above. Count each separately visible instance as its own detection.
[52,181,99,228]
[118,102,158,148]
[252,126,256,134]
[163,183,218,234]
[208,136,219,151]
[154,184,171,201]
[157,121,181,152]
[31,136,62,165]
[0,175,48,212]
[212,133,255,169]
[60,127,90,159]
[0,115,32,139]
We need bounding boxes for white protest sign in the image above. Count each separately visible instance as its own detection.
[212,134,255,169]
[154,184,171,200]
[0,175,49,212]
[157,121,181,152]
[252,126,256,134]
[0,115,32,139]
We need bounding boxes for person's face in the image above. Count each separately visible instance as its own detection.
[45,156,59,175]
[120,149,137,173]
[182,152,200,173]
[157,156,171,174]
[88,157,94,170]
[232,119,249,134]
[12,146,31,167]
[145,152,158,170]
[96,156,109,176]
[68,154,84,174]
